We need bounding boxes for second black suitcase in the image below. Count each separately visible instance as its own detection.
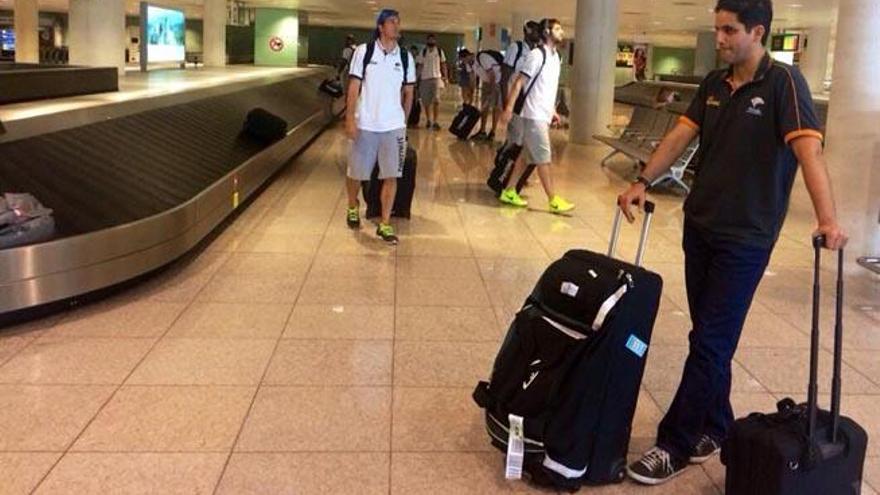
[362,145,417,219]
[487,142,535,195]
[473,201,663,491]
[449,104,481,140]
[721,237,868,495]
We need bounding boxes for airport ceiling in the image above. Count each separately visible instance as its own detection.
[1,0,839,47]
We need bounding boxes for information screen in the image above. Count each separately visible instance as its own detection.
[0,29,15,51]
[144,4,185,62]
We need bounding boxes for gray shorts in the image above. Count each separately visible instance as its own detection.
[420,78,440,104]
[481,82,502,110]
[348,128,407,181]
[522,118,552,164]
[507,115,525,146]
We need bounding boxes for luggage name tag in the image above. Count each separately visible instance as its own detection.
[505,414,525,480]
[560,281,580,298]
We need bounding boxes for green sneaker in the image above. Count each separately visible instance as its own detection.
[346,205,361,229]
[376,223,399,245]
[499,188,528,207]
[549,195,575,214]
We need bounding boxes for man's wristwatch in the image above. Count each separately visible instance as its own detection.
[634,176,652,190]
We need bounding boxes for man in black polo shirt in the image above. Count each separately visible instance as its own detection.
[619,0,848,485]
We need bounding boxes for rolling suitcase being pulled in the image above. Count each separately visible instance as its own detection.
[473,201,664,492]
[449,104,481,140]
[721,236,868,495]
[487,142,535,195]
[362,145,417,219]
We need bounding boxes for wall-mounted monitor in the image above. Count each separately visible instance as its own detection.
[0,28,15,52]
[771,34,800,52]
[139,2,186,71]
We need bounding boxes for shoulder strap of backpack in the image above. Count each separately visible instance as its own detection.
[514,46,547,115]
[400,49,410,86]
[362,41,375,81]
[513,41,525,68]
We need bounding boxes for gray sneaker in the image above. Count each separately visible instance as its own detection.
[627,446,688,486]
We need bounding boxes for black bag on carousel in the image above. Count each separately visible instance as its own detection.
[319,78,344,98]
[362,145,417,219]
[242,108,288,143]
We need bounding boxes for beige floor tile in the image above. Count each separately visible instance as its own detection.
[235,231,323,255]
[132,252,231,303]
[846,350,880,386]
[0,385,114,450]
[34,453,227,495]
[216,453,389,495]
[0,329,43,366]
[483,279,534,311]
[397,236,473,257]
[468,236,549,259]
[284,304,394,340]
[392,387,493,452]
[390,453,555,494]
[397,277,491,307]
[263,340,392,386]
[253,210,333,235]
[236,386,390,452]
[735,347,880,395]
[394,341,496,387]
[318,231,400,257]
[396,306,502,341]
[73,386,254,452]
[397,256,482,281]
[219,252,312,278]
[309,253,396,279]
[297,275,395,306]
[628,391,666,455]
[643,345,767,394]
[0,453,62,495]
[127,339,276,386]
[650,309,692,345]
[167,303,291,339]
[0,338,154,385]
[582,460,720,494]
[47,301,187,339]
[197,272,304,304]
[865,456,880,494]
[839,396,880,457]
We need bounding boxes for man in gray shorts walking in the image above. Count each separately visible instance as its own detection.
[417,34,448,130]
[344,9,416,244]
[499,19,574,214]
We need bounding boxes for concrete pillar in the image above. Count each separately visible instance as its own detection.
[13,0,39,63]
[479,22,501,51]
[800,26,831,94]
[68,0,126,74]
[463,27,477,52]
[569,0,618,144]
[203,0,226,67]
[693,31,717,77]
[511,13,528,43]
[824,0,880,264]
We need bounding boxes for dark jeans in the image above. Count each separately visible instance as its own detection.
[656,221,772,460]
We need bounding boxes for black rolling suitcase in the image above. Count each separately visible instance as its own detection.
[362,145,417,219]
[242,108,288,143]
[449,104,481,140]
[473,201,663,492]
[408,99,422,128]
[487,142,536,195]
[721,237,868,495]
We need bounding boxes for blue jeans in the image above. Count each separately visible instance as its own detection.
[656,221,772,460]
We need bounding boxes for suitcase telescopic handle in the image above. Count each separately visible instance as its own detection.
[807,235,845,444]
[609,199,656,267]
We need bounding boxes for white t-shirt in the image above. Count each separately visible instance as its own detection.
[342,46,354,63]
[349,41,417,132]
[474,51,502,84]
[417,46,446,80]
[503,41,530,92]
[519,46,561,124]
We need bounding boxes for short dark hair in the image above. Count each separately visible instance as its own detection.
[540,18,562,41]
[715,0,773,44]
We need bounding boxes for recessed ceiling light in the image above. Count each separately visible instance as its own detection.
[685,16,696,21]
[789,3,803,7]
[652,21,663,25]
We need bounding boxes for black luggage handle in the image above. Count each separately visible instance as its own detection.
[807,235,845,444]
[609,199,656,267]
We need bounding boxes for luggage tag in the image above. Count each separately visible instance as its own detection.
[506,414,525,480]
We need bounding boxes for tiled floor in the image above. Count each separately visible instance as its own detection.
[1,100,878,494]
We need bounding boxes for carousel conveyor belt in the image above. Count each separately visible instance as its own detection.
[0,68,343,320]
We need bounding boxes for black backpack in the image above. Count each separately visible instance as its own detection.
[509,41,528,69]
[514,45,547,115]
[361,41,411,87]
[478,49,504,68]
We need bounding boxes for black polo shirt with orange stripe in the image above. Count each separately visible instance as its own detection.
[679,53,823,248]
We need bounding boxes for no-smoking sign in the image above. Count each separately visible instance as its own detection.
[269,36,284,52]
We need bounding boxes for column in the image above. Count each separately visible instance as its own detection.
[203,0,226,67]
[68,0,126,74]
[693,31,717,77]
[824,0,880,264]
[799,25,831,94]
[13,0,39,63]
[479,22,501,51]
[463,27,477,52]
[510,12,528,43]
[569,0,619,144]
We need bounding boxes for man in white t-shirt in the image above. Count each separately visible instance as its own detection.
[416,34,448,130]
[499,21,542,160]
[498,18,574,214]
[344,9,416,245]
[338,34,357,85]
[472,49,503,142]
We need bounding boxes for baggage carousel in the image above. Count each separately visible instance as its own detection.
[0,66,344,321]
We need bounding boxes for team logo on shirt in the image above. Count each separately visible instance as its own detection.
[747,96,765,117]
